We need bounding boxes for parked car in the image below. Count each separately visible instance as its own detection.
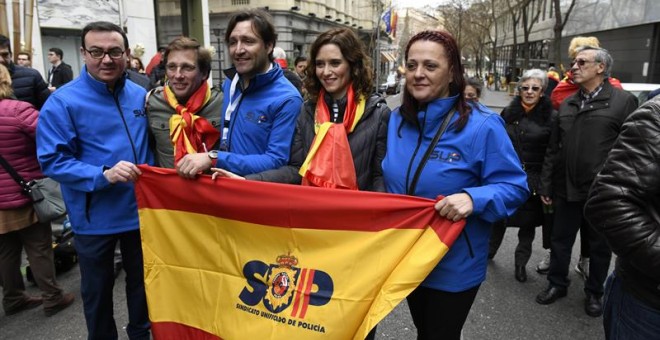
[621,83,660,104]
[378,73,400,95]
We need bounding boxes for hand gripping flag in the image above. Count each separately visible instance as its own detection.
[135,166,466,340]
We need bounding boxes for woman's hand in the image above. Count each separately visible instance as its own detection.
[211,168,245,180]
[434,193,473,222]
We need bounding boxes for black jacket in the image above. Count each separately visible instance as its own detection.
[9,63,50,110]
[501,96,556,194]
[247,93,390,191]
[585,96,660,310]
[48,62,73,88]
[540,80,638,201]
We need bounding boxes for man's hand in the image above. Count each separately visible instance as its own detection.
[103,161,141,184]
[211,168,245,180]
[434,193,473,222]
[541,195,552,206]
[176,153,213,179]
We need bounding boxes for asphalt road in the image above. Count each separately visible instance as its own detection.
[1,90,608,339]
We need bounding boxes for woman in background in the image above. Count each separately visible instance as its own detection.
[0,63,74,317]
[488,69,557,283]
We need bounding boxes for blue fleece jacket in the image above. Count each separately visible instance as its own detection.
[219,63,303,175]
[383,95,529,292]
[37,66,154,235]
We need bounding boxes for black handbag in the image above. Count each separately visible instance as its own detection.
[0,155,67,222]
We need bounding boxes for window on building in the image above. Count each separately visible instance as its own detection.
[231,0,250,5]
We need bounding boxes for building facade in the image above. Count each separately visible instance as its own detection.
[493,0,660,83]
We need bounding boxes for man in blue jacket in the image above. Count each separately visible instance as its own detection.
[37,22,153,340]
[176,9,302,178]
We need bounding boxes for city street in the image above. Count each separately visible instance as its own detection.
[0,88,608,339]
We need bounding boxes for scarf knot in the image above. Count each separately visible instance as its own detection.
[164,82,220,164]
[299,85,366,190]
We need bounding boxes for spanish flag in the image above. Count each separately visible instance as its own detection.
[135,166,465,340]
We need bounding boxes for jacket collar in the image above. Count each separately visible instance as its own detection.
[418,95,459,136]
[223,62,282,94]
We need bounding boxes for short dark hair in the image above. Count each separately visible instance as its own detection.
[17,52,31,60]
[81,21,129,50]
[294,55,307,66]
[0,34,12,54]
[164,36,212,79]
[49,47,64,59]
[225,9,277,61]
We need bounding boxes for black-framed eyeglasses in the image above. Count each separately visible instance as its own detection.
[571,59,596,67]
[84,48,125,60]
[0,51,10,58]
[519,86,541,92]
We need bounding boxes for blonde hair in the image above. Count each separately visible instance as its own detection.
[568,36,600,59]
[0,63,13,99]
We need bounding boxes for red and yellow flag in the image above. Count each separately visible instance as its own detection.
[135,166,465,340]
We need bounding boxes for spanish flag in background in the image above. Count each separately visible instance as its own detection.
[135,166,466,340]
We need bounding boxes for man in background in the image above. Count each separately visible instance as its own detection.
[0,35,50,109]
[16,52,32,68]
[47,47,73,91]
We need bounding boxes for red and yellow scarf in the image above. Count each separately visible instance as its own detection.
[299,85,366,190]
[164,82,220,164]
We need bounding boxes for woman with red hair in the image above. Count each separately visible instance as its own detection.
[382,30,529,339]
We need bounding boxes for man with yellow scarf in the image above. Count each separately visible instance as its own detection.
[147,37,222,169]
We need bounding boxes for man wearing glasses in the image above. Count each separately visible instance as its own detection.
[36,21,153,340]
[146,37,222,169]
[536,46,637,318]
[0,35,50,109]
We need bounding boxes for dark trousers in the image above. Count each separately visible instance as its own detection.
[75,230,150,340]
[489,221,536,266]
[0,221,64,311]
[579,223,591,258]
[547,199,612,295]
[407,285,481,340]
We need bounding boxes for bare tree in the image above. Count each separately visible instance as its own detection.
[520,0,543,70]
[552,0,576,72]
[505,0,523,83]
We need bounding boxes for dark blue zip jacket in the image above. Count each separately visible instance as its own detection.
[383,95,528,292]
[37,66,154,235]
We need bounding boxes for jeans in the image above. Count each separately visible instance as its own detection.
[603,273,660,340]
[75,230,150,340]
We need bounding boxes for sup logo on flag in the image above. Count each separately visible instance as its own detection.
[239,254,334,319]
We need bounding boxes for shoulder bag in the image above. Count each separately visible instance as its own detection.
[0,155,66,223]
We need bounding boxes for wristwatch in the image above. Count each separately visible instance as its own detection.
[208,150,219,159]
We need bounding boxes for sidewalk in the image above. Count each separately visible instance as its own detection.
[481,87,512,112]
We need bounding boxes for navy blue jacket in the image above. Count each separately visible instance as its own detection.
[9,63,50,109]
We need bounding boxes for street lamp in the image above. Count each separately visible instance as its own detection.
[210,27,224,86]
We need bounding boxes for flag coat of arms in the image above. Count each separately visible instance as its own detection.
[135,166,466,339]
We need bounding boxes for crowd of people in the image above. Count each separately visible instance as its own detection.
[0,7,658,340]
